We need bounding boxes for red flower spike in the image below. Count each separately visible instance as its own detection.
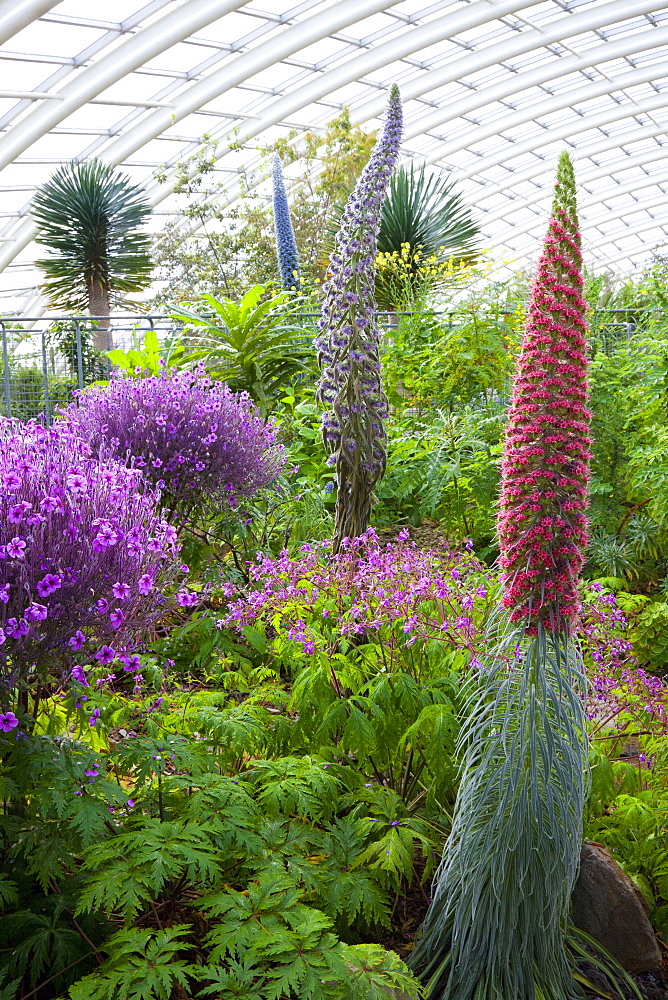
[499,151,591,632]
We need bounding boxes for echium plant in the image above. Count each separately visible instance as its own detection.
[0,420,179,696]
[410,152,591,1000]
[272,154,300,291]
[316,85,402,551]
[61,368,285,520]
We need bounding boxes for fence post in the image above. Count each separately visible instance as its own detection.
[1,322,11,418]
[74,320,84,391]
[41,329,51,425]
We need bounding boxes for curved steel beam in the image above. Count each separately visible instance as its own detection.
[483,175,668,247]
[0,0,62,46]
[169,0,660,193]
[480,159,668,230]
[0,0,248,175]
[137,3,668,241]
[94,0,408,167]
[596,238,665,267]
[451,92,668,183]
[354,0,667,124]
[470,127,668,206]
[421,59,668,168]
[0,0,538,272]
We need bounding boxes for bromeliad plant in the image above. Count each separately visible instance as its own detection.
[61,368,284,521]
[272,155,301,292]
[316,85,402,551]
[410,152,592,1000]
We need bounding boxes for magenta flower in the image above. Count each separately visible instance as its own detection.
[0,711,18,732]
[112,582,131,600]
[7,538,26,559]
[71,664,88,686]
[109,608,125,629]
[498,153,590,632]
[137,575,153,596]
[69,630,86,651]
[176,589,198,607]
[89,707,101,726]
[95,645,116,665]
[119,653,141,672]
[0,420,179,684]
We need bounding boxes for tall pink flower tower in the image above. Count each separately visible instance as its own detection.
[411,151,591,1000]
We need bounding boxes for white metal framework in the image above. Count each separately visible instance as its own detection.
[0,0,667,312]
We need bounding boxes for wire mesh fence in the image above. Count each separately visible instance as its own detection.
[0,306,659,422]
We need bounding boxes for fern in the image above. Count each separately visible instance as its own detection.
[67,926,196,1000]
[78,819,222,919]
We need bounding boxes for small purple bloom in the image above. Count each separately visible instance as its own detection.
[0,712,18,733]
[95,645,116,665]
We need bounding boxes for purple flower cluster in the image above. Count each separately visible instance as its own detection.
[221,529,490,661]
[0,419,179,684]
[61,368,284,518]
[315,85,402,549]
[579,586,667,734]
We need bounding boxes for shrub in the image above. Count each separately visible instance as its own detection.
[0,419,179,689]
[61,368,285,519]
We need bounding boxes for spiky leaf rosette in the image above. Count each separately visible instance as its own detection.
[272,155,300,292]
[316,84,402,551]
[409,153,590,1000]
[498,151,591,632]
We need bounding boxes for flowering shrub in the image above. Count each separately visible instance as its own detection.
[61,367,284,518]
[316,85,402,548]
[0,419,179,688]
[498,152,590,630]
[580,585,668,734]
[221,530,493,667]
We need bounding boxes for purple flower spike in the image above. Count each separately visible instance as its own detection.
[316,85,402,550]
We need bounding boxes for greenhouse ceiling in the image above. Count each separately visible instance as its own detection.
[0,0,667,314]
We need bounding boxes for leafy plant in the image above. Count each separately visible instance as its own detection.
[105,329,184,377]
[172,284,315,408]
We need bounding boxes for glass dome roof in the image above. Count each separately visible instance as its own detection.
[1,0,667,314]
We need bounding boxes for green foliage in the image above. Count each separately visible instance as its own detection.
[628,601,668,675]
[172,284,315,407]
[31,159,153,315]
[152,109,376,305]
[586,747,668,937]
[105,329,184,377]
[375,163,480,307]
[68,926,196,1000]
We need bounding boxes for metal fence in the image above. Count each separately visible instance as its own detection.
[0,306,661,422]
[0,314,182,421]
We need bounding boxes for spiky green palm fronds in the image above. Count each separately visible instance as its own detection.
[31,158,153,313]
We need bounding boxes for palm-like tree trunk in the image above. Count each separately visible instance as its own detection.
[88,277,111,352]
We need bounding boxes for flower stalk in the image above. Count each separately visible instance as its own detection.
[316,84,402,552]
[272,155,300,292]
[410,152,591,1000]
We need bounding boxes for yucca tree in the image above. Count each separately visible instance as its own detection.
[31,159,153,350]
[377,163,479,289]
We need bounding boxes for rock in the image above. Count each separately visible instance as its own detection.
[571,841,663,972]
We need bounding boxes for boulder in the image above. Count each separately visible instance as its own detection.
[571,840,663,972]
